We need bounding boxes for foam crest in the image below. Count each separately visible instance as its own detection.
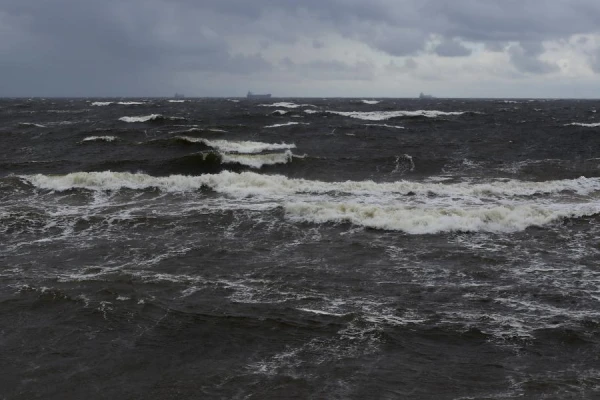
[19,122,46,128]
[168,100,186,103]
[566,122,600,127]
[365,124,404,129]
[260,102,316,109]
[284,202,600,234]
[81,136,118,142]
[22,172,600,199]
[264,122,308,128]
[117,101,144,105]
[178,137,296,153]
[327,110,466,121]
[91,102,112,106]
[119,114,163,123]
[221,151,293,169]
[361,100,380,105]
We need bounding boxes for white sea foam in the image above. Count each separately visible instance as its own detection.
[117,101,144,105]
[365,124,405,129]
[119,114,165,123]
[22,171,600,198]
[566,122,600,127]
[221,151,293,169]
[327,110,466,121]
[82,136,118,142]
[361,100,380,105]
[264,122,308,128]
[284,202,600,234]
[260,102,316,109]
[304,109,319,114]
[271,110,289,115]
[168,100,186,103]
[91,102,112,106]
[19,123,47,128]
[177,137,295,153]
[20,171,600,233]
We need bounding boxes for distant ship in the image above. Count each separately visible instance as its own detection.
[247,91,271,99]
[419,92,434,99]
[173,93,185,99]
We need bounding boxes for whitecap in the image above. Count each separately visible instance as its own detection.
[81,136,118,143]
[19,123,46,128]
[264,122,309,128]
[284,202,600,234]
[221,150,294,169]
[565,122,600,127]
[168,100,186,103]
[91,102,112,106]
[260,102,316,109]
[327,110,466,121]
[177,137,295,153]
[365,124,405,129]
[361,100,380,105]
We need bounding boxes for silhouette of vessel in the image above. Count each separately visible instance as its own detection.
[247,91,271,99]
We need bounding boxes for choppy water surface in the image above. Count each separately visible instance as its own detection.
[1,97,600,399]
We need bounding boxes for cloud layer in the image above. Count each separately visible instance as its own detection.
[1,0,600,97]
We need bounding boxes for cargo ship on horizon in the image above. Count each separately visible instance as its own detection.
[247,91,271,99]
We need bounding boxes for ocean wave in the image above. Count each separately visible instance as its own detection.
[361,100,380,105]
[119,114,183,123]
[264,122,308,128]
[271,110,289,115]
[284,202,600,234]
[81,136,118,143]
[21,171,600,198]
[172,137,296,153]
[91,101,144,106]
[221,150,294,169]
[117,101,144,105]
[168,127,227,135]
[365,124,405,129]
[565,122,600,127]
[326,110,467,121]
[168,100,186,103]
[259,102,316,109]
[19,122,46,128]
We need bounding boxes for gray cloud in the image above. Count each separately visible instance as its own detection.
[434,39,472,57]
[508,44,559,74]
[1,0,600,96]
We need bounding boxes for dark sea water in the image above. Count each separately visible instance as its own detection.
[1,97,600,399]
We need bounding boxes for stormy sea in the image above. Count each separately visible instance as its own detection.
[2,97,600,399]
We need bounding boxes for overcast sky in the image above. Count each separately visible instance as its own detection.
[3,0,600,97]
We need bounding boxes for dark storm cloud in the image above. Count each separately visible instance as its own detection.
[1,0,600,95]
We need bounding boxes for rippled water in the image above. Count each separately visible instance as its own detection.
[1,97,600,399]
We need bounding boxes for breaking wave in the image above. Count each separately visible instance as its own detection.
[284,202,600,234]
[260,102,316,109]
[565,122,600,127]
[18,171,600,233]
[119,114,183,123]
[19,122,46,128]
[81,136,118,143]
[169,137,296,153]
[264,122,308,128]
[221,151,294,168]
[365,124,405,129]
[92,101,144,106]
[361,100,380,105]
[326,110,467,121]
[21,171,600,198]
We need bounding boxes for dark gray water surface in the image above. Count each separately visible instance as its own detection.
[1,98,600,399]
